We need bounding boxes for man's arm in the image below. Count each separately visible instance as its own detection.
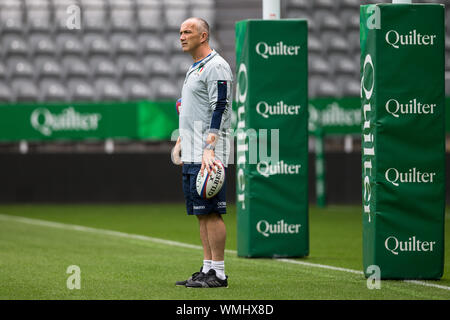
[171,136,183,166]
[201,77,229,175]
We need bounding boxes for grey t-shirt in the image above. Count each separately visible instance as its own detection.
[179,50,233,167]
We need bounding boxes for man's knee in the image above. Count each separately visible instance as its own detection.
[197,212,223,222]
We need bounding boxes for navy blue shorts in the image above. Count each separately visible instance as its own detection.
[182,163,227,215]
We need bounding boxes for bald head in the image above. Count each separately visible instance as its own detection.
[183,17,210,42]
[180,17,212,59]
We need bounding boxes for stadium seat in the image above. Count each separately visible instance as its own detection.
[322,31,350,54]
[164,0,189,31]
[191,2,216,28]
[82,8,108,32]
[67,79,97,101]
[285,10,318,33]
[288,0,311,12]
[445,35,450,51]
[53,5,84,34]
[339,76,360,97]
[51,0,81,7]
[56,34,84,57]
[341,9,359,32]
[137,34,165,55]
[208,35,221,52]
[29,34,57,57]
[111,34,139,56]
[0,81,13,102]
[79,0,106,9]
[446,77,450,95]
[137,8,163,32]
[53,8,70,33]
[110,8,136,33]
[7,57,35,79]
[176,76,185,92]
[149,77,178,100]
[39,79,69,102]
[26,9,52,33]
[347,30,360,54]
[171,55,193,75]
[308,34,322,55]
[316,77,341,97]
[308,76,321,98]
[35,57,63,79]
[94,79,125,101]
[123,78,153,101]
[0,62,7,79]
[62,56,91,79]
[89,57,118,78]
[330,54,358,76]
[445,55,450,72]
[11,79,39,102]
[315,0,336,10]
[24,0,50,7]
[1,0,22,8]
[164,33,183,53]
[2,36,29,57]
[143,56,171,77]
[340,0,360,9]
[0,9,24,34]
[83,34,113,57]
[164,10,189,31]
[315,10,342,32]
[309,56,332,76]
[135,0,160,7]
[190,0,214,5]
[117,56,147,78]
[112,0,134,7]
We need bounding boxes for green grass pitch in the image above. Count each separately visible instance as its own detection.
[0,204,449,300]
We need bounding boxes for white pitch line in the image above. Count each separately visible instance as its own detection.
[277,258,364,275]
[1,213,449,292]
[0,214,204,251]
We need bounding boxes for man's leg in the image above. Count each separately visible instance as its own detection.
[176,166,208,286]
[197,215,212,273]
[187,213,228,287]
[199,213,226,281]
[204,213,226,261]
[198,213,226,260]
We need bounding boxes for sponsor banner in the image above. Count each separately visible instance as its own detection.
[235,19,309,257]
[384,236,437,256]
[308,97,361,134]
[256,219,302,238]
[360,3,445,279]
[0,101,178,141]
[2,95,450,142]
[309,97,450,135]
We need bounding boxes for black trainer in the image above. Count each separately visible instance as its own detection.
[186,269,228,288]
[175,267,205,286]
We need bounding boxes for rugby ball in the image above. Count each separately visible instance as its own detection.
[196,160,225,199]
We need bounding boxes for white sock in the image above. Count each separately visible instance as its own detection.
[211,260,226,280]
[202,260,212,273]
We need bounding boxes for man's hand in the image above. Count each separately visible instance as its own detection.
[171,136,183,166]
[201,133,219,176]
[201,148,217,176]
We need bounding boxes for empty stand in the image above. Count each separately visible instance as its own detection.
[1,0,449,103]
[283,0,450,97]
[0,0,227,103]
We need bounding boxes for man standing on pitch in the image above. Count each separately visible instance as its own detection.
[172,17,233,288]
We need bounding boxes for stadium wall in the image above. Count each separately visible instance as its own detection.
[1,153,449,204]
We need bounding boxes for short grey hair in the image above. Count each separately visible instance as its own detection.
[191,17,210,42]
